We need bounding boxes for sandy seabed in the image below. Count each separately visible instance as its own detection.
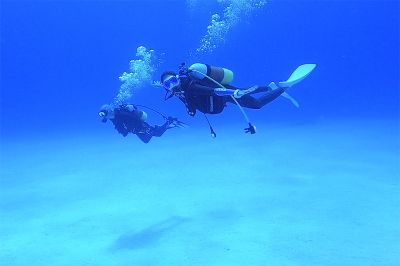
[1,118,399,266]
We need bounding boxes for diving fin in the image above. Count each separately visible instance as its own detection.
[268,64,316,107]
[281,91,300,108]
[278,64,316,88]
[268,81,300,107]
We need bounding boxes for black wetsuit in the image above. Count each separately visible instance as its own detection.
[176,76,286,116]
[110,106,169,143]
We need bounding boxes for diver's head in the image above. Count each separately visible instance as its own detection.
[161,71,180,92]
[98,104,114,122]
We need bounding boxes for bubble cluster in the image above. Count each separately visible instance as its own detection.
[197,0,267,54]
[114,46,157,105]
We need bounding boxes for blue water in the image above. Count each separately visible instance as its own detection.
[1,1,399,265]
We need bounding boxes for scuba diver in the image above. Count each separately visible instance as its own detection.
[155,63,316,136]
[98,103,185,143]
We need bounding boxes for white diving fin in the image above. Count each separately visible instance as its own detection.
[281,92,300,108]
[278,64,316,88]
[268,64,316,107]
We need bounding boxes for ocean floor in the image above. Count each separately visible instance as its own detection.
[1,118,399,266]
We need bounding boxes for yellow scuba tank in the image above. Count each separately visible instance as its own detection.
[189,63,234,85]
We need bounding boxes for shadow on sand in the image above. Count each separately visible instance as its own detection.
[112,216,190,250]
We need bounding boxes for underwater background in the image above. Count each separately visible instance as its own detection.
[1,0,399,265]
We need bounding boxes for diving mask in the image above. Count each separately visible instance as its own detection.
[99,110,108,123]
[162,75,180,91]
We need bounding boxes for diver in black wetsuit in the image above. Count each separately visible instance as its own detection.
[98,104,184,143]
[159,63,287,117]
[156,63,316,135]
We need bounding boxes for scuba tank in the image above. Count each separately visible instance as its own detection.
[188,63,234,85]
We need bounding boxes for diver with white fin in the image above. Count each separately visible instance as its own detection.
[155,63,316,136]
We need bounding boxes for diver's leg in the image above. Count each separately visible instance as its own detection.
[255,87,286,107]
[229,87,286,109]
[136,122,169,143]
[135,123,154,143]
[252,86,271,94]
[152,122,169,137]
[136,132,152,143]
[225,84,271,94]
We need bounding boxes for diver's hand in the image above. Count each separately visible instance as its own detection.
[152,81,163,87]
